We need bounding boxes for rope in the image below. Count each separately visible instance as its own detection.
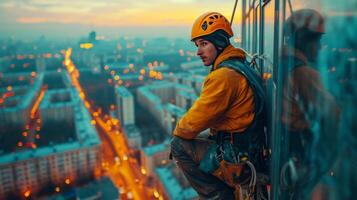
[230,0,239,25]
[287,0,294,14]
[246,161,257,188]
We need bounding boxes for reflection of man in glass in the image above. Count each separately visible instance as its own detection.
[280,9,340,199]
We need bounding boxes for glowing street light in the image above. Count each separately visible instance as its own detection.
[141,168,147,175]
[24,190,31,198]
[153,190,160,198]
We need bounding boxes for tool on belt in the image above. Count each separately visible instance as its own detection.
[199,132,269,200]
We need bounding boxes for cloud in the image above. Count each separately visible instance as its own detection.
[17,17,49,23]
[0,0,236,27]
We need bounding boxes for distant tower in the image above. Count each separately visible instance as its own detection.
[88,31,97,43]
[115,86,135,126]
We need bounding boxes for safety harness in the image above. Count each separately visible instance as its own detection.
[199,58,270,199]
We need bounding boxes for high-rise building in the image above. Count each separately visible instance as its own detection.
[0,72,44,130]
[163,104,185,135]
[123,124,141,149]
[136,81,197,133]
[141,139,170,177]
[115,86,135,126]
[0,76,101,199]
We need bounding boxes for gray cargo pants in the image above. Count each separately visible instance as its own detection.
[170,135,235,200]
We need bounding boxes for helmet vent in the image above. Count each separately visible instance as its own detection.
[209,22,213,25]
[214,15,219,19]
[201,21,208,30]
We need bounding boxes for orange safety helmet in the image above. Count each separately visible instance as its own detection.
[191,12,233,41]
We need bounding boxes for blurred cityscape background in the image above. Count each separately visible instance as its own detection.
[0,1,239,199]
[0,0,356,200]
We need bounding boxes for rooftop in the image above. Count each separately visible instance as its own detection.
[156,166,198,200]
[116,86,133,98]
[143,139,170,157]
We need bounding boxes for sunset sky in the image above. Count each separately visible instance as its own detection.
[0,0,354,40]
[0,0,240,40]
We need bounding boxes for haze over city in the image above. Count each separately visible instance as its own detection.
[0,0,238,40]
[0,0,356,199]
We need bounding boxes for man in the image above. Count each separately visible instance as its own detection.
[280,9,340,199]
[170,12,267,199]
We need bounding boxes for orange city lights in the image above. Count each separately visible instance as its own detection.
[140,69,146,75]
[18,141,23,147]
[156,72,163,80]
[24,190,31,198]
[79,43,93,49]
[85,101,91,108]
[64,48,72,60]
[141,168,147,175]
[43,53,52,58]
[55,186,61,192]
[263,72,272,80]
[153,60,159,66]
[153,190,160,198]
[65,178,71,185]
[149,70,156,78]
[64,59,71,66]
[79,92,85,99]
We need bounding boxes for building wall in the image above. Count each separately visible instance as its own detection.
[141,143,170,177]
[116,86,135,126]
[0,146,100,198]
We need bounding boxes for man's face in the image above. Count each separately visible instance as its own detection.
[194,38,218,66]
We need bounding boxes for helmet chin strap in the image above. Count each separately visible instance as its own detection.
[211,48,223,70]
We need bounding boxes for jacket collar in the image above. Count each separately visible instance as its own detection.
[212,45,246,71]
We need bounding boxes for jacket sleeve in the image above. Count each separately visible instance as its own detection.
[173,69,236,139]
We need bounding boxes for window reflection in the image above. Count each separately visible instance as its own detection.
[263,0,275,71]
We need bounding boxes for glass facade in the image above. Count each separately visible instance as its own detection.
[239,0,356,199]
